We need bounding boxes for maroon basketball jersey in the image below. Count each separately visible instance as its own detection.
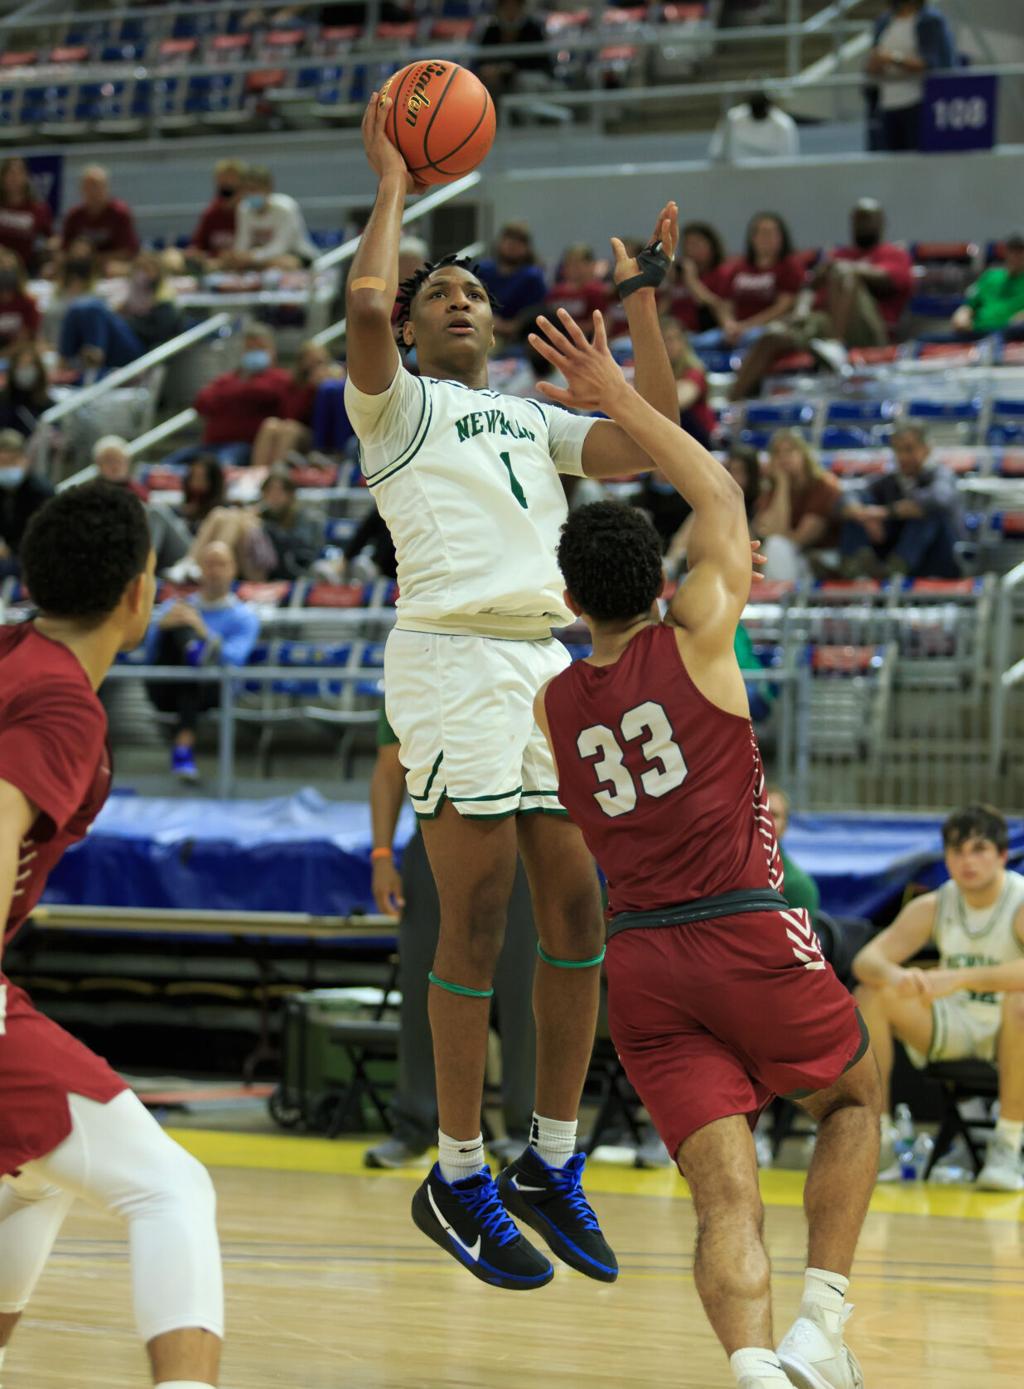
[544,623,783,916]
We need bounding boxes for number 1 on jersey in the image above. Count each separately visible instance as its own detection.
[577,701,688,818]
[499,451,528,509]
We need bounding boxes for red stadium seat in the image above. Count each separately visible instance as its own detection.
[662,4,706,20]
[236,581,291,605]
[145,468,184,491]
[848,345,901,366]
[376,21,418,40]
[817,580,883,596]
[0,50,37,67]
[264,28,307,49]
[811,645,880,674]
[305,583,365,609]
[247,69,287,92]
[158,38,199,60]
[429,19,476,40]
[210,34,250,54]
[908,578,978,595]
[1003,513,1024,537]
[917,342,982,364]
[912,241,977,262]
[49,45,89,64]
[771,352,817,373]
[289,465,338,488]
[746,580,797,603]
[1001,449,1024,477]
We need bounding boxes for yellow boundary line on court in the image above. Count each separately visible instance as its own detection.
[167,1128,1024,1223]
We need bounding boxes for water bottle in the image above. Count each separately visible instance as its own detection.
[911,1132,935,1180]
[894,1103,917,1181]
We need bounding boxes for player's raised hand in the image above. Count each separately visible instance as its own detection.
[611,200,679,287]
[362,92,424,194]
[529,308,628,413]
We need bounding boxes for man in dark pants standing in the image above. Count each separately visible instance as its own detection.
[364,709,538,1168]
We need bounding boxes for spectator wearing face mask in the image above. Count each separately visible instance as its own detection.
[166,329,291,468]
[189,159,247,267]
[0,344,53,439]
[0,429,53,578]
[60,165,140,275]
[224,166,316,272]
[0,249,40,351]
[117,251,183,353]
[709,91,800,163]
[57,255,144,379]
[0,157,53,277]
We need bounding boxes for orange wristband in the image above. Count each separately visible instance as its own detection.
[371,847,393,861]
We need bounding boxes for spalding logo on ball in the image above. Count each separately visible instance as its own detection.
[380,60,496,186]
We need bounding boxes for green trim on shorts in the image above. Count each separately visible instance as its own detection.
[413,791,448,821]
[521,789,561,798]
[449,786,523,803]
[408,751,444,804]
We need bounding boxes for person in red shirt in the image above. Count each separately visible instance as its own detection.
[666,220,728,333]
[0,249,40,350]
[691,211,804,352]
[0,157,53,277]
[545,243,611,326]
[0,481,224,1389]
[60,165,140,274]
[527,306,878,1389]
[168,327,291,468]
[250,339,342,471]
[188,158,246,268]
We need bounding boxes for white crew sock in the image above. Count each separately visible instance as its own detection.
[437,1130,486,1184]
[994,1117,1024,1152]
[530,1113,577,1168]
[730,1347,790,1383]
[804,1266,849,1312]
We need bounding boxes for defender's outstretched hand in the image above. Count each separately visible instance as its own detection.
[362,92,425,194]
[611,201,679,288]
[529,309,628,414]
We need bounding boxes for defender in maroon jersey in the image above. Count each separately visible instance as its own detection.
[528,307,879,1389]
[0,483,224,1388]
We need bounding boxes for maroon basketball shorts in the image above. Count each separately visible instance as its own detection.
[605,908,867,1160]
[0,976,126,1177]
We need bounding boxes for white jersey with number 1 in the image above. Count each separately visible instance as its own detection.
[344,366,596,638]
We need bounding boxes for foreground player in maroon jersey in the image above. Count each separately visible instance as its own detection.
[525,309,880,1389]
[0,482,224,1388]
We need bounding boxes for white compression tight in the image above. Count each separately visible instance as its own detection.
[0,1090,224,1344]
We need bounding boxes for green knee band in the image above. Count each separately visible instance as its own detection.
[536,943,607,969]
[428,971,494,999]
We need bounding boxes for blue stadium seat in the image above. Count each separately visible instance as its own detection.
[275,641,353,697]
[987,400,1024,446]
[825,401,897,426]
[743,402,815,429]
[820,426,873,450]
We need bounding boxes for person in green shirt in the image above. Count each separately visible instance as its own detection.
[951,234,1024,336]
[766,784,821,919]
[365,707,539,1168]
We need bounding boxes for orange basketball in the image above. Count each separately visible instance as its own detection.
[380,59,496,187]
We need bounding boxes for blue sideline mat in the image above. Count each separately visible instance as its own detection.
[42,792,1024,923]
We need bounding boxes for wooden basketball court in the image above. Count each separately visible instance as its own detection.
[12,1130,1023,1388]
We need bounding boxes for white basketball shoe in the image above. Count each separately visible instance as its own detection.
[778,1299,864,1389]
[976,1134,1024,1192]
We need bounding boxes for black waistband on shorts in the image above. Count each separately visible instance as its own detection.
[606,888,791,939]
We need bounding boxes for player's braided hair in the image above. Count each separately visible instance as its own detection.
[21,480,150,622]
[557,501,664,623]
[394,254,499,347]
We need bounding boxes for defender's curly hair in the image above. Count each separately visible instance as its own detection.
[394,254,499,345]
[557,500,664,623]
[21,480,150,621]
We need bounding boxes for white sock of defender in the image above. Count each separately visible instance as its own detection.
[730,1347,790,1383]
[994,1117,1024,1152]
[530,1113,577,1168]
[437,1131,486,1184]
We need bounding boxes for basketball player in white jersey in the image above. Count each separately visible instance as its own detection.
[853,803,1024,1191]
[343,92,681,1287]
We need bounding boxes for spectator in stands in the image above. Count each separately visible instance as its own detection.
[709,91,800,164]
[667,220,727,334]
[0,343,53,438]
[250,341,341,472]
[690,211,804,353]
[659,315,714,449]
[952,233,1024,338]
[180,455,226,534]
[0,249,40,350]
[867,0,956,152]
[144,540,260,781]
[188,158,248,267]
[476,222,548,346]
[840,424,961,579]
[117,251,184,353]
[478,0,554,103]
[766,784,821,920]
[545,244,610,326]
[224,166,316,271]
[727,198,913,399]
[94,434,192,573]
[397,234,429,285]
[665,444,763,576]
[339,509,398,584]
[248,470,323,581]
[756,430,842,581]
[0,429,53,579]
[181,327,291,468]
[57,255,144,378]
[61,166,140,274]
[0,157,53,276]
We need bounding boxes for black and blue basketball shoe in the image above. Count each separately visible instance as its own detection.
[497,1147,618,1283]
[411,1163,554,1290]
